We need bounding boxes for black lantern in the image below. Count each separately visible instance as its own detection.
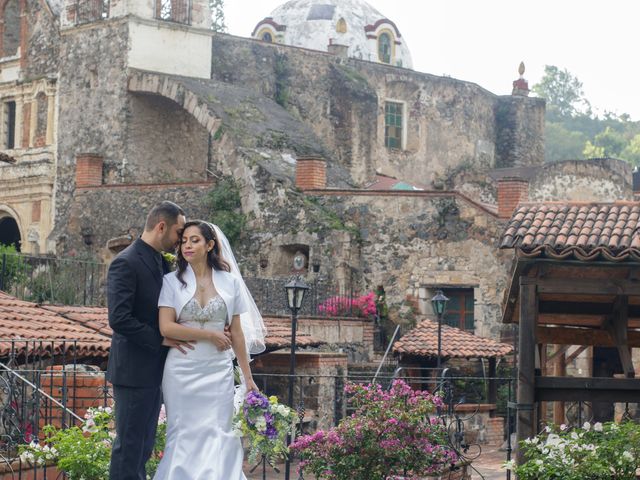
[431,290,449,317]
[430,290,449,374]
[283,277,309,480]
[285,277,309,312]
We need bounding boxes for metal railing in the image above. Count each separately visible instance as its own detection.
[0,253,107,306]
[155,0,191,25]
[0,253,367,319]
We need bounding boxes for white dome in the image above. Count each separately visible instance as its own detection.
[252,0,413,69]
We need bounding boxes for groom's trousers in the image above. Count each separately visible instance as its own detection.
[109,385,162,480]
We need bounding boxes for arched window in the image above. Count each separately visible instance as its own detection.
[262,32,273,43]
[336,18,347,33]
[2,0,21,58]
[378,32,392,64]
[156,0,190,25]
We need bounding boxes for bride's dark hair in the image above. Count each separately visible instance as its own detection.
[176,220,230,287]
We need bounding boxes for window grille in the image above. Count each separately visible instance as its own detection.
[74,0,110,25]
[384,101,403,150]
[156,0,191,25]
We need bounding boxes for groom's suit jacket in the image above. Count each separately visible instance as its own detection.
[106,238,169,388]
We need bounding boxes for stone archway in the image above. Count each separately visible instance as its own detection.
[0,215,21,251]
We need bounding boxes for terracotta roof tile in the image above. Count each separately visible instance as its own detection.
[499,202,640,261]
[0,292,323,358]
[393,319,513,359]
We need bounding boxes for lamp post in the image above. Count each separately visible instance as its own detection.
[431,290,449,374]
[284,277,309,480]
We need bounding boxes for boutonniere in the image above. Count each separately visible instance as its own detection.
[161,252,177,270]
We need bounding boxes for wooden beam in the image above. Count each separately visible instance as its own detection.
[565,345,588,364]
[517,280,537,463]
[536,376,640,402]
[537,326,640,347]
[536,278,640,297]
[538,314,640,329]
[604,296,635,378]
[546,345,570,364]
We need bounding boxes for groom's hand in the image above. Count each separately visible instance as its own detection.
[162,337,196,354]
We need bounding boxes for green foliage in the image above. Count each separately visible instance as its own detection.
[0,244,26,292]
[209,0,226,32]
[19,407,114,480]
[510,421,640,480]
[20,406,167,480]
[544,122,587,161]
[205,177,246,247]
[274,53,290,107]
[533,65,590,118]
[533,65,640,164]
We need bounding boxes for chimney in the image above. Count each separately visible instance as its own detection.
[295,156,327,190]
[76,154,103,188]
[327,39,349,58]
[497,177,528,219]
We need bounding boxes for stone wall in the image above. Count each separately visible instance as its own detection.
[124,94,209,184]
[53,20,131,250]
[64,182,213,260]
[530,158,632,202]
[210,34,545,188]
[23,0,60,81]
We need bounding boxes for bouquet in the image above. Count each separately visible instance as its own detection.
[233,390,297,465]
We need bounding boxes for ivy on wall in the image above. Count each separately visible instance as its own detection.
[205,177,246,246]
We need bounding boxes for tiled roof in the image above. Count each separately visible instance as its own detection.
[0,292,111,359]
[0,292,322,359]
[393,319,513,359]
[500,203,640,261]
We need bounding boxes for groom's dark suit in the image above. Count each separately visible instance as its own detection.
[107,238,169,480]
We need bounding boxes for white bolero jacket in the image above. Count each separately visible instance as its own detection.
[158,264,248,324]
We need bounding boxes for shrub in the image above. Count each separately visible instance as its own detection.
[318,291,377,318]
[291,380,457,480]
[508,421,640,480]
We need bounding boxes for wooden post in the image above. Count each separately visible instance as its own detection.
[539,344,547,424]
[487,357,497,417]
[553,345,566,424]
[516,278,537,464]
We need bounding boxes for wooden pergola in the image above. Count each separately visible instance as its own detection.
[500,203,640,461]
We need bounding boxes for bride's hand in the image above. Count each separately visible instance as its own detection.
[208,331,232,351]
[245,378,259,392]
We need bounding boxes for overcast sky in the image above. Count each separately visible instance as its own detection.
[226,0,639,120]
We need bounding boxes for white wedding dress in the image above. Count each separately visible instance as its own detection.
[153,296,247,480]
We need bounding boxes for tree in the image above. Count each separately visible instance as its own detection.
[621,134,640,166]
[532,65,591,118]
[582,126,626,159]
[545,122,587,162]
[210,0,226,32]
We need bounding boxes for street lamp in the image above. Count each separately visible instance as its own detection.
[431,290,449,374]
[284,277,309,480]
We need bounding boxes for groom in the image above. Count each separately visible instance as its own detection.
[107,201,187,480]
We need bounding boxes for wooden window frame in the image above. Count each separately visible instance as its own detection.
[443,288,474,331]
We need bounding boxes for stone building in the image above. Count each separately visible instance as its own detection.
[0,0,633,342]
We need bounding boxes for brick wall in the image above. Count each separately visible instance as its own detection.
[295,157,326,190]
[497,178,528,219]
[75,154,104,188]
[39,366,110,431]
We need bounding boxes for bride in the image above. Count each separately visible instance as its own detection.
[153,220,266,480]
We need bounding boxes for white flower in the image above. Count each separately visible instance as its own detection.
[582,421,591,431]
[593,422,603,432]
[560,423,567,431]
[535,459,543,465]
[544,425,551,433]
[622,451,634,461]
[502,460,515,470]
